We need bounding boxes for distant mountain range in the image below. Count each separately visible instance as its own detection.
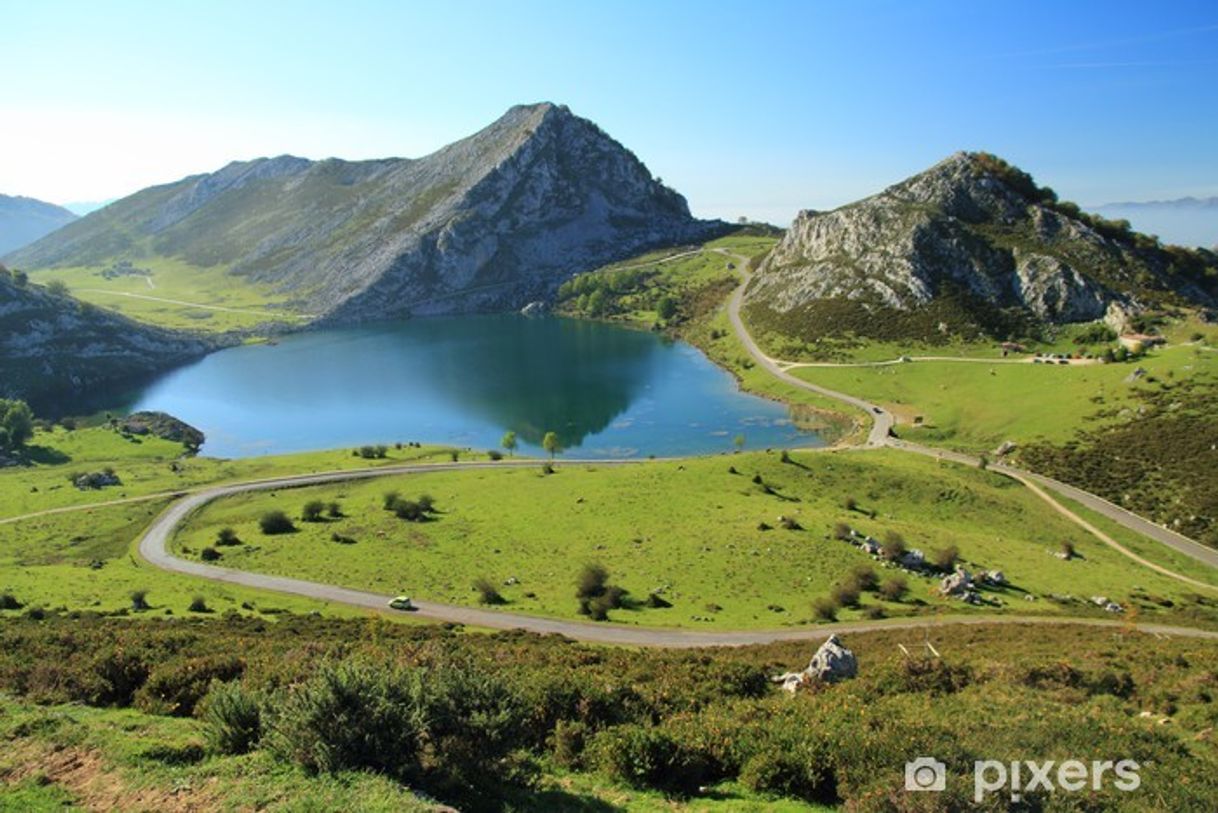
[0,195,77,255]
[745,152,1218,342]
[1091,197,1217,248]
[1096,196,1218,210]
[7,103,722,323]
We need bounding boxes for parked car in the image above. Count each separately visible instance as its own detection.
[388,595,415,611]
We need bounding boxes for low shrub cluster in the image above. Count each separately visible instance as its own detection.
[1,616,1217,810]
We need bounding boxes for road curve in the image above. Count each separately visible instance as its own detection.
[136,465,1218,647]
[723,257,1218,572]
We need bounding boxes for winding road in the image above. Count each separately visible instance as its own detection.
[115,252,1218,647]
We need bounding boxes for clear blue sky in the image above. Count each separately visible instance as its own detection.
[3,0,1216,223]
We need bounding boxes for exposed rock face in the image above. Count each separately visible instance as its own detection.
[747,152,1217,328]
[0,194,77,254]
[9,103,722,322]
[0,272,215,404]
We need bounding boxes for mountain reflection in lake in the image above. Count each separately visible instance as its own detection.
[114,315,819,459]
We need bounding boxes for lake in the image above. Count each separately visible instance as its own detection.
[120,315,821,458]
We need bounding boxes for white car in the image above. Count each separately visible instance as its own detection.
[387,596,415,611]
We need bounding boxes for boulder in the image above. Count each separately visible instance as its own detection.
[940,567,974,597]
[772,634,858,692]
[806,634,858,683]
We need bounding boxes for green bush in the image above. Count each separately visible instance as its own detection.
[259,510,295,535]
[739,745,836,803]
[588,723,716,795]
[202,679,262,754]
[136,655,244,716]
[301,500,326,522]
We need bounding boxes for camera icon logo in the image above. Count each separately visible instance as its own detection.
[905,757,947,792]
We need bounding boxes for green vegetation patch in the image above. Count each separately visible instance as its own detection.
[171,449,1216,629]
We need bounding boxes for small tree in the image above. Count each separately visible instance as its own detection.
[832,580,861,608]
[301,500,326,522]
[879,576,908,601]
[1060,540,1077,560]
[832,522,852,541]
[200,547,222,562]
[881,531,907,562]
[851,564,879,591]
[656,295,678,320]
[216,528,241,546]
[575,563,625,621]
[733,433,746,452]
[932,545,960,572]
[812,596,838,622]
[0,399,34,452]
[189,596,211,613]
[501,431,517,457]
[542,431,561,460]
[327,502,343,519]
[417,494,436,514]
[259,510,296,535]
[130,590,150,611]
[473,577,505,606]
[382,490,401,510]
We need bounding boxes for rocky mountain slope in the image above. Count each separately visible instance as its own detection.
[0,266,214,405]
[0,195,77,255]
[7,103,721,322]
[746,152,1218,340]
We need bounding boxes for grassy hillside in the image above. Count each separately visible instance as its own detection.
[29,256,307,332]
[2,617,1216,811]
[790,341,1216,452]
[169,448,1218,630]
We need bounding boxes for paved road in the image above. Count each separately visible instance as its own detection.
[135,466,1218,646]
[722,253,1218,573]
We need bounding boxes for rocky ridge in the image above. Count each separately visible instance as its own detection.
[8,103,723,322]
[747,152,1217,330]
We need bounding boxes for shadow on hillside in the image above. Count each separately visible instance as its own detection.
[20,444,71,465]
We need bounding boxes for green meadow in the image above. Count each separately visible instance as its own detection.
[170,448,1215,630]
[791,342,1217,452]
[28,256,305,332]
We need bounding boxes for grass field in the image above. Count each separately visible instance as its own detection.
[791,342,1217,453]
[0,425,481,519]
[28,256,306,332]
[169,448,1216,630]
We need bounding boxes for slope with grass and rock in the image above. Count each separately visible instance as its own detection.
[8,103,723,325]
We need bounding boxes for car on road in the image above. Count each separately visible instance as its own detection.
[388,596,415,611]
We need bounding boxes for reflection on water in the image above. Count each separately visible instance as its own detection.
[111,315,819,458]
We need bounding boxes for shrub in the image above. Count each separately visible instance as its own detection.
[301,500,326,522]
[130,590,150,611]
[382,490,401,510]
[831,581,861,608]
[259,511,295,535]
[832,522,851,541]
[931,545,960,571]
[188,596,211,613]
[575,563,627,621]
[553,719,589,768]
[216,527,241,546]
[812,597,838,622]
[1061,540,1077,560]
[588,724,716,795]
[327,501,343,519]
[202,680,262,754]
[267,659,525,797]
[330,532,356,544]
[488,449,503,461]
[739,745,836,803]
[0,592,22,610]
[417,494,436,513]
[881,532,907,562]
[136,655,244,716]
[879,576,908,601]
[200,547,221,562]
[850,564,878,591]
[473,577,505,605]
[393,499,424,521]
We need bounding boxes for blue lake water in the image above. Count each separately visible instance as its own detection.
[123,315,820,458]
